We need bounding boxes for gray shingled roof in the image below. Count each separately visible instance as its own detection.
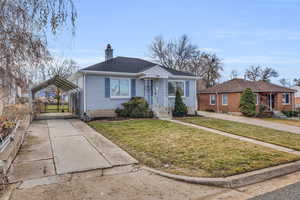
[198,79,296,93]
[81,56,195,77]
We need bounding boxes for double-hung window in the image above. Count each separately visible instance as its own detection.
[110,78,130,98]
[168,81,185,97]
[210,95,216,105]
[222,94,228,105]
[282,93,290,105]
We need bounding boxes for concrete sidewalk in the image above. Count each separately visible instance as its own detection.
[198,111,300,134]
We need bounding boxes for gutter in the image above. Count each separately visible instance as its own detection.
[79,70,199,80]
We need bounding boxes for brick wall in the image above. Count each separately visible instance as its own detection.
[198,93,241,113]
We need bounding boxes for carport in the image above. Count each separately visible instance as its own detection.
[31,76,79,119]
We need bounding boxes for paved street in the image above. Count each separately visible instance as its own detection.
[250,181,300,200]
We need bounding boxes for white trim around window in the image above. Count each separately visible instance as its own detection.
[222,94,228,105]
[282,93,291,105]
[168,80,185,97]
[210,94,216,105]
[110,78,131,99]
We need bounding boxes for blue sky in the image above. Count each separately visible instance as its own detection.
[48,0,300,83]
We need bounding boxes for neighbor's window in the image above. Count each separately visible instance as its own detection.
[222,94,228,105]
[282,93,290,104]
[168,81,185,97]
[111,79,130,98]
[210,95,216,105]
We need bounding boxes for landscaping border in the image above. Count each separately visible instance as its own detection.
[143,160,300,188]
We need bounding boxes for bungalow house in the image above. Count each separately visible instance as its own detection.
[69,44,198,119]
[198,78,296,113]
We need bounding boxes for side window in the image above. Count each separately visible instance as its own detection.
[282,93,290,104]
[210,95,216,105]
[222,94,228,105]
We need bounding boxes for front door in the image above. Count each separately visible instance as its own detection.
[144,79,159,112]
[267,94,275,111]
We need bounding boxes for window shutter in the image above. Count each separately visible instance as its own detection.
[185,80,190,97]
[105,78,110,98]
[131,79,136,97]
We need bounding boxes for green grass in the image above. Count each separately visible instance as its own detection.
[89,119,299,178]
[45,105,69,113]
[179,117,300,151]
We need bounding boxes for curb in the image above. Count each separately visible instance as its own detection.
[143,160,300,188]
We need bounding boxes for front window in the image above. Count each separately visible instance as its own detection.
[210,95,216,105]
[282,93,290,104]
[111,79,130,98]
[168,81,185,97]
[222,94,228,105]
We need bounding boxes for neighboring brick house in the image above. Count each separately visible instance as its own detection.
[292,85,300,108]
[198,79,296,113]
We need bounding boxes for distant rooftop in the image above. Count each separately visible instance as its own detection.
[198,78,296,93]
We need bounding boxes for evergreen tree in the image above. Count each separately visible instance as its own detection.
[239,88,256,117]
[173,89,188,117]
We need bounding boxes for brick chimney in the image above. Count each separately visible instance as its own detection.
[105,44,113,61]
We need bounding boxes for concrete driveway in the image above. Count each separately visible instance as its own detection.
[7,119,137,183]
[198,111,300,134]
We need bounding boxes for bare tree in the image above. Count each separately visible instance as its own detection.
[0,0,77,104]
[150,35,198,71]
[229,70,239,80]
[195,53,223,88]
[260,67,279,82]
[47,59,79,79]
[244,66,278,82]
[244,66,261,81]
[293,78,300,86]
[150,35,223,88]
[279,78,292,88]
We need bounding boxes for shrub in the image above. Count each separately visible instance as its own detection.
[173,90,188,117]
[115,97,153,118]
[282,110,299,117]
[239,88,256,117]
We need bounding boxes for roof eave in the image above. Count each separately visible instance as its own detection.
[80,69,198,79]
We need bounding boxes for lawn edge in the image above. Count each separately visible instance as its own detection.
[178,118,300,151]
[143,160,300,188]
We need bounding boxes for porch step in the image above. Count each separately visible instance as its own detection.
[273,111,287,119]
[157,112,172,119]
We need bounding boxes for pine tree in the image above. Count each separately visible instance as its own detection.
[173,89,188,117]
[239,88,256,117]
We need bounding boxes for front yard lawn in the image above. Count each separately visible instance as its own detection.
[89,119,299,178]
[262,118,300,127]
[179,117,300,151]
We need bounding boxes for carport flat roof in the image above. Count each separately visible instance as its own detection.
[31,76,78,94]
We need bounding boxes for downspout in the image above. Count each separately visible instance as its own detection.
[195,80,198,113]
[83,72,87,113]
